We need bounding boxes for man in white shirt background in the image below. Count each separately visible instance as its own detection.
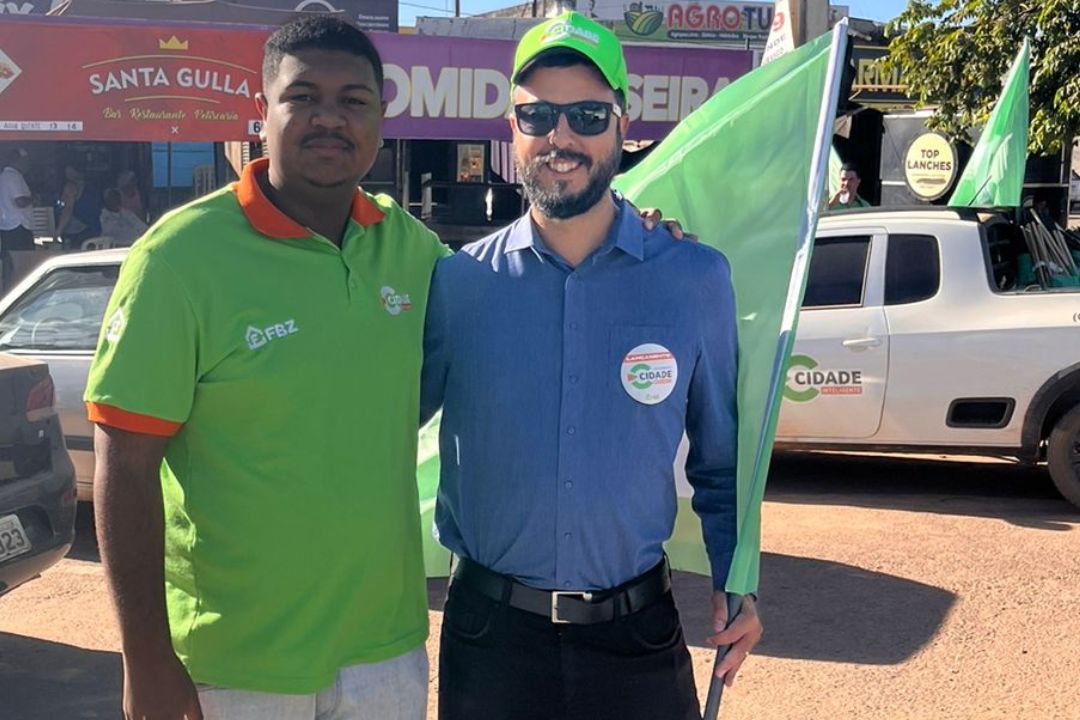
[0,147,34,290]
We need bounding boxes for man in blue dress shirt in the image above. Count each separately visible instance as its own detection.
[421,12,763,719]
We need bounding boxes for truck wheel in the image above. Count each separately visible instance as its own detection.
[1047,405,1080,509]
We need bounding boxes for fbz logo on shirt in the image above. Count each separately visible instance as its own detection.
[246,320,299,350]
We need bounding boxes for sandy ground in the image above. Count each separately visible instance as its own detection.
[1,451,1078,719]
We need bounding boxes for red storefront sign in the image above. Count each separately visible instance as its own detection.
[0,17,266,142]
[0,16,752,142]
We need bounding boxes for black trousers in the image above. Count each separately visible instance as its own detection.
[0,225,33,291]
[438,577,701,720]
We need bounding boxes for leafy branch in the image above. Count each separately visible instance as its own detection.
[883,0,1080,155]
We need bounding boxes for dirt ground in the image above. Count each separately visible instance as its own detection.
[1,451,1078,719]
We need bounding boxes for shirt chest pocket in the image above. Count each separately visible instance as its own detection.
[609,325,693,410]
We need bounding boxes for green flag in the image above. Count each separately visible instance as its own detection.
[612,23,848,594]
[828,143,843,198]
[759,10,844,202]
[417,413,451,576]
[948,39,1030,208]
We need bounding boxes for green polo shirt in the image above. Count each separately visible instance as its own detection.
[84,158,449,693]
[828,194,870,211]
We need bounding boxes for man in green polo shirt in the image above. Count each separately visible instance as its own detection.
[85,17,445,719]
[827,162,871,211]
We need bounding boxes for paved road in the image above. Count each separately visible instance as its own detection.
[1,452,1077,719]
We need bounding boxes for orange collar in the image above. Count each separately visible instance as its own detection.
[233,157,386,239]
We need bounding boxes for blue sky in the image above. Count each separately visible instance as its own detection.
[399,0,911,27]
[845,0,909,22]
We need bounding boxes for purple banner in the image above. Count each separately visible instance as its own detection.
[374,33,753,141]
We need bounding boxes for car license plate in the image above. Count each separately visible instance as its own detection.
[0,514,32,562]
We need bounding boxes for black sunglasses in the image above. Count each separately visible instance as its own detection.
[513,101,622,137]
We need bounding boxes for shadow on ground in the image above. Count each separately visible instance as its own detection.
[67,504,100,563]
[672,557,954,663]
[427,552,955,667]
[766,451,1077,531]
[0,632,121,719]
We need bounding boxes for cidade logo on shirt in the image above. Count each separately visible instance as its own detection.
[621,343,678,405]
[104,307,125,342]
[246,319,298,350]
[380,286,412,316]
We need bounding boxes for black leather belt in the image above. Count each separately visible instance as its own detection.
[451,557,672,625]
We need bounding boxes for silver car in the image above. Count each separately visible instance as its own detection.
[0,249,127,502]
[0,352,77,595]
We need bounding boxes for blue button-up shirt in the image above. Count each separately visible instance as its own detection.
[421,198,738,591]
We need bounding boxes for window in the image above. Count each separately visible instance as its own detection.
[885,234,940,305]
[365,144,398,194]
[152,142,215,188]
[0,266,119,352]
[803,236,871,308]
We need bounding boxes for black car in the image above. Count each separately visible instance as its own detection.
[0,353,76,596]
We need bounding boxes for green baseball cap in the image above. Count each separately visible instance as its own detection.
[512,11,629,99]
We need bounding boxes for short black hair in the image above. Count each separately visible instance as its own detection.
[840,162,860,177]
[516,49,626,111]
[263,16,384,96]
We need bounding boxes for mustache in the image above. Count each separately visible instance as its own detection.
[528,149,592,169]
[300,131,354,148]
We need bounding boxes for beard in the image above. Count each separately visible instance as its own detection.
[518,133,622,220]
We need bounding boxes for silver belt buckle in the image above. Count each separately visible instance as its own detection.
[551,590,593,624]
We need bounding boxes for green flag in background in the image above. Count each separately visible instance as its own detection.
[949,39,1030,208]
[828,143,843,197]
[417,414,451,576]
[613,23,848,594]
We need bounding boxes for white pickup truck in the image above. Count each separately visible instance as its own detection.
[775,207,1080,509]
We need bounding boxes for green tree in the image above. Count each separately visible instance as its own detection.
[884,0,1080,155]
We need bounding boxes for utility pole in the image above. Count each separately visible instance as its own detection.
[791,0,835,45]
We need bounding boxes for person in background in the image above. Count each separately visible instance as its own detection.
[99,188,149,246]
[57,161,102,250]
[116,170,146,222]
[828,162,870,210]
[0,147,35,290]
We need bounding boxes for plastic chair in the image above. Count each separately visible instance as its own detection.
[29,206,57,242]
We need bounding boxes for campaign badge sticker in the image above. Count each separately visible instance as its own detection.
[621,343,678,405]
